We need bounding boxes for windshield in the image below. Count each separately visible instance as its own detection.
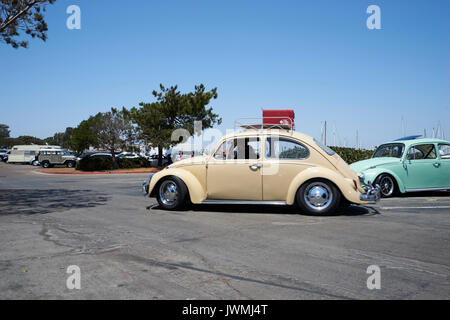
[373,143,404,158]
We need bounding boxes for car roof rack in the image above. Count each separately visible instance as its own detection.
[394,135,422,141]
[234,117,295,134]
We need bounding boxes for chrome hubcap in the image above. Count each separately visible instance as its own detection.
[159,181,178,206]
[304,182,333,211]
[380,176,394,196]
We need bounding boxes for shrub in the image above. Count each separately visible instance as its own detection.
[330,146,374,164]
[117,157,152,169]
[76,157,114,171]
[76,156,152,171]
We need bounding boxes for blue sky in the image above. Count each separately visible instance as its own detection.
[1,0,449,148]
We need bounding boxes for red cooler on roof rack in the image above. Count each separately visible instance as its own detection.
[262,109,295,128]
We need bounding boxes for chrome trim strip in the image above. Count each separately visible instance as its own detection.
[202,200,287,205]
[207,162,315,167]
[405,187,450,193]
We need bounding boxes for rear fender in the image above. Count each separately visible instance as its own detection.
[286,167,360,204]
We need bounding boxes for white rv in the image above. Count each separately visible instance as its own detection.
[7,145,61,164]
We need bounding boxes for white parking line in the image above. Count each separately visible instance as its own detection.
[381,206,450,210]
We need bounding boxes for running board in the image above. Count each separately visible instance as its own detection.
[405,187,450,193]
[201,200,287,205]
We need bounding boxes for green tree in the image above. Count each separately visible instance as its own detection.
[70,108,134,169]
[91,108,134,169]
[130,84,221,166]
[69,117,99,154]
[0,124,10,139]
[45,127,73,148]
[0,0,56,49]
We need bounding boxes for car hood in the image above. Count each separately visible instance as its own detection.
[350,157,400,173]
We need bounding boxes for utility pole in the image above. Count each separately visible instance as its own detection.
[437,121,442,139]
[324,121,327,146]
[356,130,359,150]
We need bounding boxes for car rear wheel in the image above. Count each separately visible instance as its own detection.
[375,174,396,198]
[156,177,188,210]
[66,161,75,168]
[296,179,341,215]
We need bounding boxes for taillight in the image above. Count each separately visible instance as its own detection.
[353,179,357,190]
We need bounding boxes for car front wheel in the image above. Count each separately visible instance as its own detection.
[375,174,396,198]
[296,179,341,215]
[42,161,50,168]
[156,177,188,210]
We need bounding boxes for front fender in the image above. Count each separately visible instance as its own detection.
[148,168,206,204]
[286,167,362,205]
[363,168,405,193]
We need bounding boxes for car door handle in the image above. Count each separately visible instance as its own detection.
[249,164,262,170]
[433,162,441,168]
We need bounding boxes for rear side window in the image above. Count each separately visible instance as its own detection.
[438,144,450,159]
[266,137,309,159]
[407,144,437,160]
[313,138,335,156]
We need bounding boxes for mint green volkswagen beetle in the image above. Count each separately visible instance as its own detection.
[350,136,450,197]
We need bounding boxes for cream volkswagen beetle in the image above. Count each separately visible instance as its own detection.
[143,127,380,215]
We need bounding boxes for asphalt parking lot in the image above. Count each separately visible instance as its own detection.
[0,162,449,299]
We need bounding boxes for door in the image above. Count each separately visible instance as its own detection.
[262,136,311,201]
[404,144,442,190]
[437,144,450,188]
[207,137,262,200]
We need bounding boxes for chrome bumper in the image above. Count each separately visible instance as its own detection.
[142,174,154,196]
[360,184,381,203]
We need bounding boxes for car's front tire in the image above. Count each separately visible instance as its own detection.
[296,179,341,215]
[41,161,50,168]
[156,177,188,210]
[375,174,396,198]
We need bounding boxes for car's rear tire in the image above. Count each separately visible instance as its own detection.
[296,179,341,215]
[66,161,75,168]
[375,174,396,198]
[156,177,188,210]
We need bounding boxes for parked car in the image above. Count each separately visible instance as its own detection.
[0,149,9,161]
[88,153,113,158]
[142,117,380,215]
[117,152,140,159]
[30,155,40,166]
[1,151,10,162]
[350,136,450,197]
[147,154,172,167]
[38,149,77,168]
[7,145,61,164]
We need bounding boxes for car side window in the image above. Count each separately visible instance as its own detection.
[214,137,260,160]
[266,137,309,159]
[407,144,437,160]
[438,144,450,159]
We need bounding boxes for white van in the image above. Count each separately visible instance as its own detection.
[8,145,61,164]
